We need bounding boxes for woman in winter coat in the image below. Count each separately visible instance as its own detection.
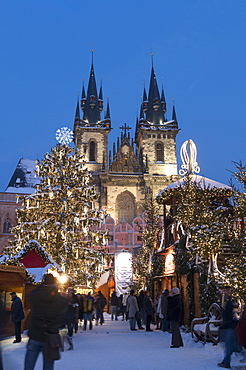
[157,289,170,332]
[167,287,183,348]
[126,290,139,331]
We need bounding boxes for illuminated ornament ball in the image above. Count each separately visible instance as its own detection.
[55,127,73,145]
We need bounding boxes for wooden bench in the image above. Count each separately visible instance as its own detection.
[191,303,223,345]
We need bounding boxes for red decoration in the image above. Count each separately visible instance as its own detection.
[20,249,48,268]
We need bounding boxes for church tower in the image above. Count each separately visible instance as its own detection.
[73,53,180,224]
[135,57,179,177]
[74,51,111,174]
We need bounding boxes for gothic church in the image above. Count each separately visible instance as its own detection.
[74,56,180,240]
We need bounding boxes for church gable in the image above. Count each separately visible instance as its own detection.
[110,136,142,174]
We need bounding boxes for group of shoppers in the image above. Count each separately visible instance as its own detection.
[10,274,107,370]
[125,287,183,348]
[10,277,246,370]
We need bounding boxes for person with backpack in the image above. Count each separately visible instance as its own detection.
[83,292,94,330]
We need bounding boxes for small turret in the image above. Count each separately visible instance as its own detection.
[98,82,103,112]
[142,86,148,113]
[161,84,167,113]
[74,96,81,130]
[113,142,116,158]
[81,82,86,111]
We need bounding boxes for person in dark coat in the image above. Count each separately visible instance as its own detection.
[218,286,241,368]
[138,290,145,324]
[159,289,170,332]
[94,291,107,325]
[24,274,68,370]
[10,292,25,343]
[167,287,183,348]
[110,291,119,321]
[66,288,79,339]
[143,290,154,332]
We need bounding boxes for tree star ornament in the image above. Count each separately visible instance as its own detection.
[55,127,73,145]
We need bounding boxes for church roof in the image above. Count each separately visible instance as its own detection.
[5,158,39,194]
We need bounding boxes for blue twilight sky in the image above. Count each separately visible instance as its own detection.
[1,0,246,191]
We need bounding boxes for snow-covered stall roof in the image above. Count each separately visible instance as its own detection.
[96,270,110,288]
[0,240,62,282]
[157,174,231,198]
[5,158,39,194]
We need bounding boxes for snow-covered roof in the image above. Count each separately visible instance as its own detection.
[25,264,59,283]
[0,240,62,283]
[96,270,110,288]
[5,158,39,194]
[158,174,231,198]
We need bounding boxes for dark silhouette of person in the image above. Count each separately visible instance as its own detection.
[10,292,25,343]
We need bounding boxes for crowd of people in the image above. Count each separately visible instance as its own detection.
[10,274,108,370]
[9,277,246,370]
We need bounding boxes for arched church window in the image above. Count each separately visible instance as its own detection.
[89,141,96,162]
[116,191,135,225]
[156,142,164,162]
[3,217,11,234]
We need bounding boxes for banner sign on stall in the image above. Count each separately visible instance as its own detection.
[115,251,132,296]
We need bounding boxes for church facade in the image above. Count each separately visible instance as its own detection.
[0,57,181,255]
[74,57,180,252]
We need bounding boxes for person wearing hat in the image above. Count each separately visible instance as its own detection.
[10,291,25,343]
[24,273,68,370]
[167,287,184,348]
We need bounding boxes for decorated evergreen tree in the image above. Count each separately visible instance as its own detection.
[157,175,234,313]
[7,140,107,286]
[134,195,163,293]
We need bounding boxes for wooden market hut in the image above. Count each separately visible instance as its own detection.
[0,264,28,337]
[0,240,63,337]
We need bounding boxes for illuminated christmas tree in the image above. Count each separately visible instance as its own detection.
[8,128,107,286]
[134,195,163,293]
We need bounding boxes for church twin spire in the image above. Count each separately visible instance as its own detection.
[74,53,178,134]
[74,50,111,128]
[138,56,178,129]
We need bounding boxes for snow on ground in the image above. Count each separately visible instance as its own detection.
[1,314,245,370]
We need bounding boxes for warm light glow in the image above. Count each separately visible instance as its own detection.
[58,274,68,284]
